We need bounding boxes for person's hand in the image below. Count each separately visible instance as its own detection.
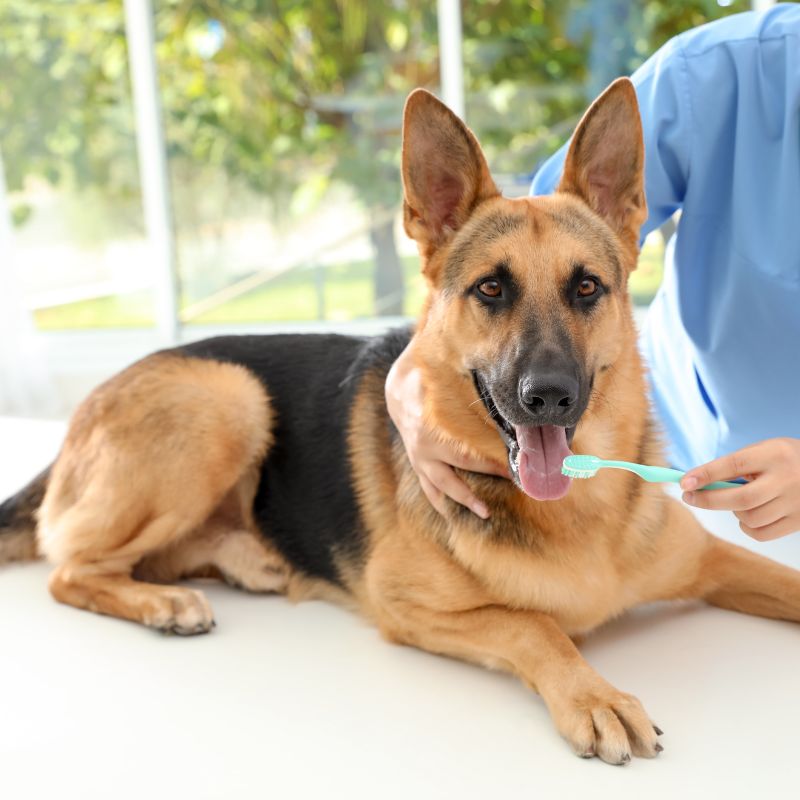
[680,438,800,541]
[385,346,509,519]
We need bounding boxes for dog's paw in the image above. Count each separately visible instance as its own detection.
[549,679,663,765]
[147,587,216,635]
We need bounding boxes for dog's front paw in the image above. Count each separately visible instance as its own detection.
[548,677,663,765]
[147,587,216,635]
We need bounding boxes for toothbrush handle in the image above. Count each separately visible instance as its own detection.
[636,466,685,483]
[640,466,741,490]
[701,480,744,491]
[613,463,742,490]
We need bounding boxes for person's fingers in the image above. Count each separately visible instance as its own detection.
[739,515,800,542]
[681,446,770,491]
[681,477,775,512]
[735,497,786,530]
[418,473,449,518]
[426,462,490,518]
[444,448,510,479]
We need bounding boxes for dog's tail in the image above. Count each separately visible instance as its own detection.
[0,467,50,565]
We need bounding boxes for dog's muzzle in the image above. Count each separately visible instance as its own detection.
[472,370,580,501]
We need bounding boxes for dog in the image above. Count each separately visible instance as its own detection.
[3,79,800,765]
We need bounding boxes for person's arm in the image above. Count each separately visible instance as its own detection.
[680,440,800,540]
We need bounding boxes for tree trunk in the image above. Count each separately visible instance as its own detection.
[370,213,405,316]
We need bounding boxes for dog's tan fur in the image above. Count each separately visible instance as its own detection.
[3,79,800,763]
[38,354,292,633]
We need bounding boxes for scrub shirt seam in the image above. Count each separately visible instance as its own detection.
[680,28,798,62]
[676,41,723,465]
[677,41,694,189]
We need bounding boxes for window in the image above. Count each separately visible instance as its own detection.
[1,1,152,330]
[0,0,758,414]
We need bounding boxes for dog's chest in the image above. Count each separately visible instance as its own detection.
[452,535,630,634]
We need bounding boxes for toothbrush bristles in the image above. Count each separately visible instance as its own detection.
[561,468,597,478]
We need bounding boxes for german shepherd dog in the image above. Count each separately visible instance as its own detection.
[3,79,800,765]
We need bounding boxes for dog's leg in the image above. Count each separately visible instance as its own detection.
[682,534,800,622]
[133,467,293,594]
[137,527,292,595]
[37,354,274,633]
[50,525,293,633]
[202,530,291,592]
[367,536,661,764]
[642,500,800,622]
[389,605,660,764]
[50,560,215,634]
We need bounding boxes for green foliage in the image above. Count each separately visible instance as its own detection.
[11,203,32,228]
[1,0,747,322]
[152,0,439,212]
[461,0,752,173]
[1,0,751,208]
[0,1,135,194]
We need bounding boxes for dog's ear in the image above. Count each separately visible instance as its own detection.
[401,89,500,258]
[558,78,647,260]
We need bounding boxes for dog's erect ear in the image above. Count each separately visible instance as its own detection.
[401,89,500,257]
[558,78,647,257]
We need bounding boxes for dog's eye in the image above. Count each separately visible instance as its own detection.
[577,278,598,298]
[477,280,502,298]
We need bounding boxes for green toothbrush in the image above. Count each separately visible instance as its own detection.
[561,454,741,490]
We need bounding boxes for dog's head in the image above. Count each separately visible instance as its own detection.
[402,79,647,502]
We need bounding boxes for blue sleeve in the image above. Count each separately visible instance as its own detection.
[529,140,569,198]
[529,36,693,238]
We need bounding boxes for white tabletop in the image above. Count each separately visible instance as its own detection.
[1,416,799,799]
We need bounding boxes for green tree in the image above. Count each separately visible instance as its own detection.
[154,0,441,314]
[0,0,752,316]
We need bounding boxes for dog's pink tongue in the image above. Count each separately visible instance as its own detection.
[515,425,572,501]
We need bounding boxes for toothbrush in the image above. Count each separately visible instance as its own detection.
[561,454,742,490]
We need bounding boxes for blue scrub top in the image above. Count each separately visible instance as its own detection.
[531,4,800,470]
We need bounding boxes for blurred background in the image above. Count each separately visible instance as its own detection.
[0,0,770,417]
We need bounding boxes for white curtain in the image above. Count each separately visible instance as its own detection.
[0,148,59,417]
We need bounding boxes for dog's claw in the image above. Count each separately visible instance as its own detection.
[617,753,631,766]
[157,620,213,636]
[655,743,664,753]
[653,725,664,736]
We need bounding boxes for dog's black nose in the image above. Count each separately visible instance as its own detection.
[518,373,579,416]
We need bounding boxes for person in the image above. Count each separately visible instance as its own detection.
[385,4,800,541]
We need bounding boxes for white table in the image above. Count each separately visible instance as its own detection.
[1,416,799,799]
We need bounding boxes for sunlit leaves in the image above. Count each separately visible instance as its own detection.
[0,0,751,211]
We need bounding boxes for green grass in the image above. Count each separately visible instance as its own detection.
[33,243,664,331]
[34,291,156,329]
[187,256,426,325]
